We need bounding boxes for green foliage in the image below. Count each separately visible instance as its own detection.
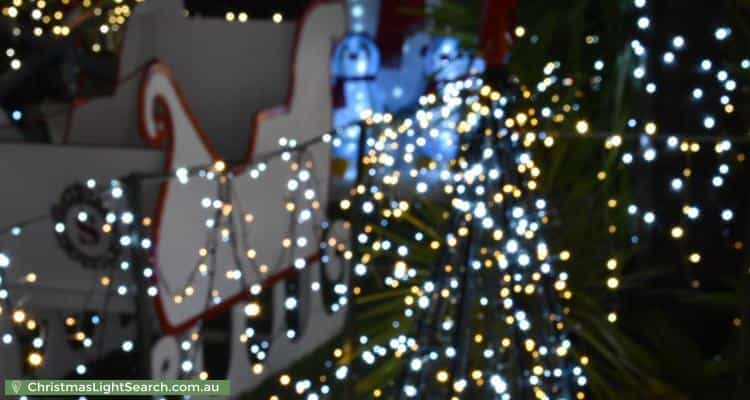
[419,0,750,398]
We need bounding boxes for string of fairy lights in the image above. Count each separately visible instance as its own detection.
[0,0,290,78]
[0,177,138,376]
[494,0,750,329]
[395,78,584,399]
[220,10,284,24]
[0,1,748,399]
[584,0,747,324]
[259,67,594,398]
[0,130,352,382]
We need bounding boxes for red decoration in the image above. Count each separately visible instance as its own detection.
[375,0,426,66]
[479,0,519,67]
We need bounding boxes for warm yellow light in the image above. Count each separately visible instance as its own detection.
[606,277,619,289]
[213,160,226,172]
[12,310,26,324]
[515,112,528,126]
[252,363,264,375]
[607,312,618,323]
[245,302,261,317]
[26,320,37,330]
[575,120,589,134]
[28,351,44,367]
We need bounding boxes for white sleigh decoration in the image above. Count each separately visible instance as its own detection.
[139,1,349,394]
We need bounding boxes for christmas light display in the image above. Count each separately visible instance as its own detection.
[1,0,749,398]
[246,0,750,395]
[0,131,348,381]
[515,0,750,322]
[245,31,589,396]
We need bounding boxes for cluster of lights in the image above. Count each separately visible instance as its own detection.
[508,0,749,327]
[1,1,290,75]
[263,0,750,390]
[0,0,146,71]
[1,2,747,393]
[400,81,584,399]
[1,294,46,372]
[259,51,592,396]
[151,134,352,381]
[223,11,284,24]
[626,1,743,131]
[0,132,352,380]
[589,0,747,324]
[0,178,142,375]
[0,0,351,84]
